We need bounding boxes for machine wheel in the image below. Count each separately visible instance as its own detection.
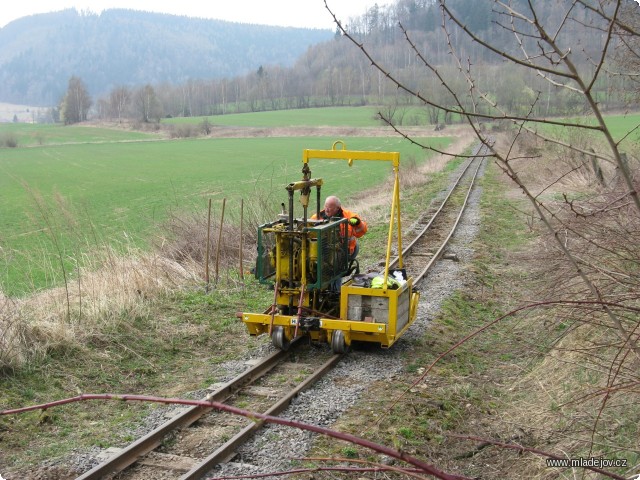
[271,326,290,351]
[331,330,347,354]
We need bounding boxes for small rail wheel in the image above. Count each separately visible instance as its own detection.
[331,330,347,354]
[272,326,290,351]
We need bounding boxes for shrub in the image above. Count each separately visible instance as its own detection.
[1,133,18,148]
[200,118,212,135]
[168,124,196,138]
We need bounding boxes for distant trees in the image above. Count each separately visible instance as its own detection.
[135,84,162,123]
[89,1,639,123]
[60,76,92,125]
[613,1,640,101]
[109,86,132,124]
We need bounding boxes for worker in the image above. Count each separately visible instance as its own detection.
[313,196,367,259]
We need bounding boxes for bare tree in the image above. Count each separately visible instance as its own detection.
[109,86,132,123]
[327,0,640,475]
[135,84,162,123]
[60,76,92,125]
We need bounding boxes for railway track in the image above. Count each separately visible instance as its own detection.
[73,143,488,480]
[76,342,340,479]
[391,142,488,284]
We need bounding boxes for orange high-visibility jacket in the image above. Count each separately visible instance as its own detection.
[312,207,367,254]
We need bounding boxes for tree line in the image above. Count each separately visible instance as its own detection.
[56,0,639,125]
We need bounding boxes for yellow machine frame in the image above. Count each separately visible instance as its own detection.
[240,141,420,352]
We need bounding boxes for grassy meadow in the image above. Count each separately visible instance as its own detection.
[164,106,385,127]
[0,122,159,147]
[4,108,636,296]
[0,110,451,295]
[597,112,640,142]
[534,112,640,146]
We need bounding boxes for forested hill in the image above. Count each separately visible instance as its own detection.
[0,9,333,106]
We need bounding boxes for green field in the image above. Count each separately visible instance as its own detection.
[0,122,159,147]
[595,113,640,144]
[164,106,385,127]
[0,127,450,295]
[3,108,637,295]
[534,112,640,145]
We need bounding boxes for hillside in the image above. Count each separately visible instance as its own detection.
[0,9,333,106]
[2,1,638,117]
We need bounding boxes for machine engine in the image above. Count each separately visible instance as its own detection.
[254,187,352,319]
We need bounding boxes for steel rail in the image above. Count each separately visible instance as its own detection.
[389,144,486,269]
[178,353,343,479]
[75,339,301,480]
[389,156,475,267]
[412,152,485,285]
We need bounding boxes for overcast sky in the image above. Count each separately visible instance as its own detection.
[0,0,377,30]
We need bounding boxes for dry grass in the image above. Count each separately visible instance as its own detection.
[479,133,640,477]
[0,191,282,372]
[504,325,639,478]
[0,293,27,372]
[0,247,200,371]
[161,210,257,270]
[496,130,620,196]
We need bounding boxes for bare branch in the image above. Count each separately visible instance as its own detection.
[2,393,471,480]
[585,0,621,94]
[440,1,576,78]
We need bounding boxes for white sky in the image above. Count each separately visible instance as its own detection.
[0,1,377,30]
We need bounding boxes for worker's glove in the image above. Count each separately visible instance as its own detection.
[348,217,361,226]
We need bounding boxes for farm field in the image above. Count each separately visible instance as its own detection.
[595,112,640,141]
[534,112,640,145]
[164,106,387,127]
[3,108,636,296]
[0,122,160,147]
[165,108,640,150]
[0,129,451,296]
